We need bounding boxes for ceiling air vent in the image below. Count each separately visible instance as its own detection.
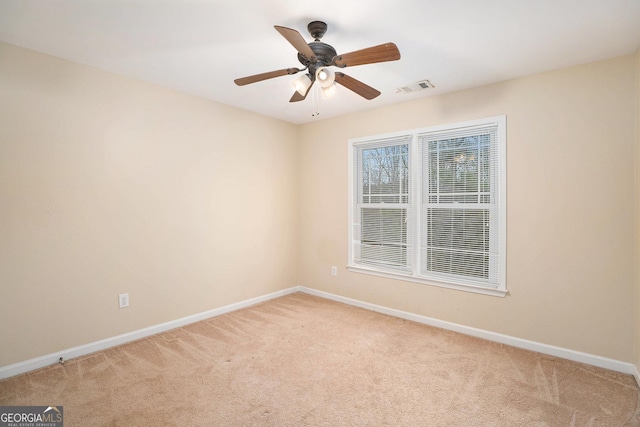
[397,80,435,93]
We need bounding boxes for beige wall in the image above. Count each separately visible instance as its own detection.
[298,54,638,362]
[0,42,300,366]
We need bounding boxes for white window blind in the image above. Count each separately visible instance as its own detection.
[418,123,501,287]
[352,136,411,271]
[349,117,506,296]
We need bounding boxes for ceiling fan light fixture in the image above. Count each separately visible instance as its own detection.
[316,66,335,88]
[321,83,337,99]
[292,73,312,95]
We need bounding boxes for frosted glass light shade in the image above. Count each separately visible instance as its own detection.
[315,67,335,88]
[321,83,337,99]
[291,74,312,95]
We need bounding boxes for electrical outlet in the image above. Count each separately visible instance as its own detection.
[118,293,129,309]
[331,266,337,276]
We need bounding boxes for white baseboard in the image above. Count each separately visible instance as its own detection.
[0,287,299,380]
[298,286,638,378]
[3,285,637,384]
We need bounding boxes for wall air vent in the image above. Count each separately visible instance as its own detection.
[397,80,435,93]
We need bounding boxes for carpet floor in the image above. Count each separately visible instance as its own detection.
[1,292,639,426]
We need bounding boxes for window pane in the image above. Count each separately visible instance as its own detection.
[362,145,409,204]
[423,208,490,279]
[428,135,490,204]
[425,248,489,279]
[359,207,408,269]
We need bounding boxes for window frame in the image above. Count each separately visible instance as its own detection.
[348,116,507,297]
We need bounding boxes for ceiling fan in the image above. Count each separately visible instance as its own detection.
[234,21,401,102]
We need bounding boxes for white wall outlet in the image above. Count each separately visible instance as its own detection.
[331,266,338,276]
[118,293,129,309]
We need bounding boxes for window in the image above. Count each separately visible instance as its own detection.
[348,116,506,296]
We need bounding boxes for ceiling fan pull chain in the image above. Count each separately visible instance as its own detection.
[312,84,320,117]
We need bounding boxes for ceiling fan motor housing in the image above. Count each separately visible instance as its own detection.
[296,21,337,80]
[298,42,337,79]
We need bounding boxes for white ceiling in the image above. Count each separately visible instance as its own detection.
[1,0,639,124]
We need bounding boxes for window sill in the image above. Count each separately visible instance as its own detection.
[347,265,508,298]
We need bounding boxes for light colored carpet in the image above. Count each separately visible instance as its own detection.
[1,292,639,426]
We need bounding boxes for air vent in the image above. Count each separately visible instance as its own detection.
[397,80,435,93]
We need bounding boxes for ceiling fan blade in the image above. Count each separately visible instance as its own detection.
[334,72,381,100]
[275,25,316,60]
[234,68,300,86]
[289,81,315,102]
[332,43,401,68]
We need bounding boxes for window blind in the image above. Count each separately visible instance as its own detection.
[418,124,500,286]
[348,116,506,295]
[353,136,411,271]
